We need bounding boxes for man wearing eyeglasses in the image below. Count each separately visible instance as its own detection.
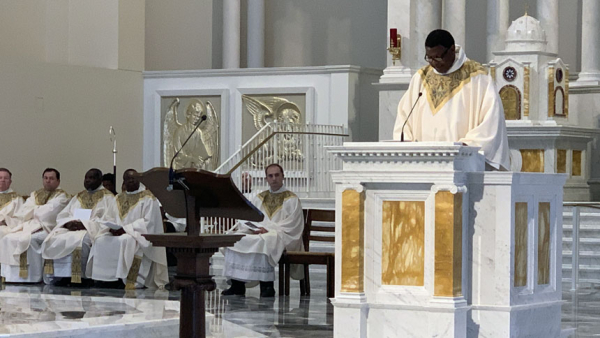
[393,29,510,170]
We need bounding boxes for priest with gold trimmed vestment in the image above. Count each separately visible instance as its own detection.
[41,169,116,285]
[0,168,24,238]
[393,29,510,170]
[86,170,169,289]
[222,164,304,297]
[0,168,69,283]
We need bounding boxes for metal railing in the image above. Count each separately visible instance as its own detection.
[201,122,348,234]
[564,202,600,291]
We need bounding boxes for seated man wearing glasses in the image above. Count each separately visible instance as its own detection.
[393,29,510,170]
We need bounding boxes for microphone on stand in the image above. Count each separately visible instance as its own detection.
[167,115,208,191]
[400,92,423,142]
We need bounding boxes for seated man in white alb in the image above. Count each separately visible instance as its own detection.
[0,168,24,238]
[222,164,304,297]
[86,169,169,289]
[0,168,69,283]
[42,168,116,286]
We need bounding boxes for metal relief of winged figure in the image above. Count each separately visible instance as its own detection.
[163,98,220,171]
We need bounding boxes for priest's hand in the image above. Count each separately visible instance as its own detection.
[64,220,85,231]
[251,227,268,234]
[110,228,126,236]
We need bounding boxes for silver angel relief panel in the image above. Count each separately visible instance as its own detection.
[242,94,305,169]
[161,97,221,171]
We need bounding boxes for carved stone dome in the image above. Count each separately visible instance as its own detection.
[505,14,547,52]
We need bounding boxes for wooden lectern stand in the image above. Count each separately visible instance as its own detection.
[137,168,264,338]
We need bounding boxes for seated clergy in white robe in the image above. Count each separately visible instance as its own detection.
[222,164,304,297]
[0,168,24,239]
[41,169,116,285]
[0,168,69,283]
[86,169,169,289]
[393,29,510,170]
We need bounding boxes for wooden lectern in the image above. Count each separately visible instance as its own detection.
[137,168,264,338]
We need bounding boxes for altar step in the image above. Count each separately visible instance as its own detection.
[562,206,600,286]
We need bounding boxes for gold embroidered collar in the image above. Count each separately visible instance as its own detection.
[116,190,154,220]
[35,189,67,205]
[258,189,296,219]
[419,59,488,115]
[77,188,112,209]
[0,191,19,210]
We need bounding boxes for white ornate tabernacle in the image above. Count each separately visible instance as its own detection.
[329,142,567,337]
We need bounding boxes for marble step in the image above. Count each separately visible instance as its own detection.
[562,264,600,281]
[562,251,600,266]
[562,237,600,252]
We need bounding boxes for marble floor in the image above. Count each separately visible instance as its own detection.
[1,267,599,337]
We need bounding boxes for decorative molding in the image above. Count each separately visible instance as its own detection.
[524,65,530,116]
[431,185,468,194]
[548,66,555,117]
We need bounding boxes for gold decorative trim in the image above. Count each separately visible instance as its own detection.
[524,66,530,116]
[572,150,582,176]
[434,191,463,297]
[125,255,143,290]
[381,200,425,286]
[341,189,364,293]
[490,65,496,81]
[35,189,67,206]
[514,202,528,287]
[44,259,54,275]
[538,202,551,285]
[520,149,545,173]
[77,189,112,210]
[548,66,555,117]
[565,68,570,117]
[117,190,154,220]
[499,85,522,120]
[19,252,28,279]
[0,192,19,210]
[71,247,82,284]
[557,149,567,173]
[257,190,297,219]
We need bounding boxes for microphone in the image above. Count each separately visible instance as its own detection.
[167,115,208,191]
[400,92,423,142]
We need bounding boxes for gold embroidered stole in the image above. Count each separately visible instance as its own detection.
[116,190,154,220]
[76,189,112,209]
[419,60,488,115]
[258,190,296,219]
[34,189,68,205]
[0,192,19,210]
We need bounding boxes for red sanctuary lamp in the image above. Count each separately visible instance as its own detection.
[388,28,401,65]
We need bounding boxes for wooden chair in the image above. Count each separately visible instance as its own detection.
[279,209,335,298]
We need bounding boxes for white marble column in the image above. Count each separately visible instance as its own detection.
[537,0,559,53]
[443,0,466,48]
[486,0,509,61]
[578,0,600,84]
[247,0,265,68]
[223,0,241,69]
[414,0,442,68]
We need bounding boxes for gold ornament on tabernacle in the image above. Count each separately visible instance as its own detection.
[0,192,19,210]
[572,150,582,176]
[257,190,296,219]
[35,189,67,206]
[77,189,112,210]
[538,202,551,285]
[514,202,528,287]
[500,85,521,120]
[557,149,567,173]
[117,190,154,220]
[548,66,555,117]
[520,149,544,173]
[565,68,570,117]
[381,200,425,286]
[163,98,220,171]
[341,189,364,293]
[419,60,488,115]
[524,65,530,116]
[434,191,463,297]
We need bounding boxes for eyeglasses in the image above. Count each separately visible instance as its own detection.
[424,47,450,63]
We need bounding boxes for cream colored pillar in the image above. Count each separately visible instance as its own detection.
[223,0,240,69]
[247,0,265,68]
[486,0,509,61]
[414,0,442,68]
[537,0,559,53]
[443,0,466,48]
[578,0,600,84]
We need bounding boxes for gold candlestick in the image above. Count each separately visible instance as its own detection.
[388,33,401,66]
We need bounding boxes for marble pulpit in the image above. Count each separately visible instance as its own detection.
[328,142,567,338]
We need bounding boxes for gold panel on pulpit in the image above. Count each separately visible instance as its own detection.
[556,149,567,174]
[500,85,521,120]
[341,189,364,293]
[514,202,528,287]
[520,149,544,173]
[160,96,222,171]
[434,191,463,297]
[538,202,551,285]
[572,150,582,176]
[381,200,425,286]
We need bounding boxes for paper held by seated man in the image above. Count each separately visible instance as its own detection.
[41,186,116,282]
[86,185,169,289]
[0,188,69,281]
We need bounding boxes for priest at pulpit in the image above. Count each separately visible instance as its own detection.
[221,164,304,298]
[393,29,510,170]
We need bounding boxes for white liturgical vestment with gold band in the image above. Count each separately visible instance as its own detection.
[0,189,24,236]
[393,46,510,170]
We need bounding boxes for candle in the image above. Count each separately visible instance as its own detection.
[390,28,398,48]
